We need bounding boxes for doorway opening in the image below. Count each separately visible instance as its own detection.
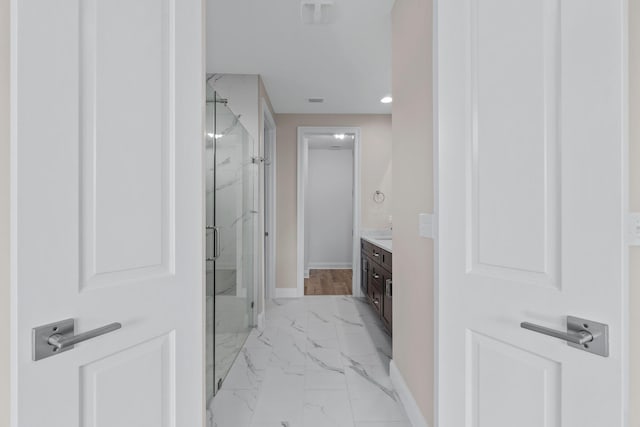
[297,127,361,297]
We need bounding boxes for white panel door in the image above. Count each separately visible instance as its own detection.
[437,0,627,426]
[10,0,204,426]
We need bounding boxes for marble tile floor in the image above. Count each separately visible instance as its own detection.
[208,296,411,427]
[207,295,253,399]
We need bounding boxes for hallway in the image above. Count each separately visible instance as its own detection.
[304,270,353,296]
[208,296,409,427]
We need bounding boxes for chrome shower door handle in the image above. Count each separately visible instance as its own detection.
[213,226,221,259]
[33,319,122,361]
[520,316,609,357]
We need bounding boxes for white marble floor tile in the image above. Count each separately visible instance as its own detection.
[349,388,408,423]
[244,328,276,350]
[304,390,355,427]
[210,389,258,427]
[354,423,413,427]
[251,422,302,427]
[306,320,338,341]
[211,296,409,427]
[338,331,379,357]
[344,364,394,395]
[306,336,340,351]
[251,366,305,426]
[304,369,348,390]
[269,329,308,368]
[306,347,345,372]
[222,347,271,390]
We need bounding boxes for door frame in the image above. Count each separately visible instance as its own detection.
[262,98,277,306]
[296,126,361,298]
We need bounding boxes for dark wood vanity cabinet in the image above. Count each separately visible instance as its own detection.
[361,239,392,334]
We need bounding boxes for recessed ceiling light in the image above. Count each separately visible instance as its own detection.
[334,134,346,140]
[380,96,393,104]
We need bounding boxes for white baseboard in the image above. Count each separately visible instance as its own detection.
[390,359,429,427]
[257,311,265,331]
[274,287,300,298]
[304,269,310,279]
[307,262,353,270]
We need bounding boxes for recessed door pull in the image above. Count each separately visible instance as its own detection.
[520,316,609,357]
[33,319,122,361]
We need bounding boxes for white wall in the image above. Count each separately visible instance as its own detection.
[391,0,434,424]
[630,1,639,424]
[209,74,260,144]
[0,0,9,424]
[306,147,353,270]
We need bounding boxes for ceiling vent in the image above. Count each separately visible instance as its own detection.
[308,97,325,103]
[301,1,334,25]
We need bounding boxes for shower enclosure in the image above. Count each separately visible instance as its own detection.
[206,82,256,402]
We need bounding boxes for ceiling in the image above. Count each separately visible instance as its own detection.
[206,0,394,114]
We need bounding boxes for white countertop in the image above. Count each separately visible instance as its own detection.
[361,231,392,253]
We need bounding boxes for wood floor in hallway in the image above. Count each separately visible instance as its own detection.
[304,269,353,295]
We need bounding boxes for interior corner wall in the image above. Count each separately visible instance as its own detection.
[391,0,434,424]
[0,0,10,425]
[629,1,639,424]
[273,114,392,290]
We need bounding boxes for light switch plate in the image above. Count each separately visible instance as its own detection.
[630,213,640,246]
[419,213,435,239]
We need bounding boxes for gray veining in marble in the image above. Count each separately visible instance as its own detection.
[334,315,364,327]
[208,296,409,427]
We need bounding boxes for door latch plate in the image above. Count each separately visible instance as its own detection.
[567,316,609,357]
[32,318,75,361]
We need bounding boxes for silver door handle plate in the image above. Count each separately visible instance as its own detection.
[33,319,122,361]
[520,316,609,357]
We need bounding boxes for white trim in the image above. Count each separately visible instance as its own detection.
[261,98,277,303]
[257,311,265,331]
[307,262,353,270]
[296,126,362,298]
[390,360,430,427]
[274,287,300,298]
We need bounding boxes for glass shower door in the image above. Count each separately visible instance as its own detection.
[206,85,256,403]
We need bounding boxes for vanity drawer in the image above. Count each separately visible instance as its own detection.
[361,240,374,256]
[369,282,383,314]
[380,249,392,271]
[370,263,386,287]
[362,240,389,267]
